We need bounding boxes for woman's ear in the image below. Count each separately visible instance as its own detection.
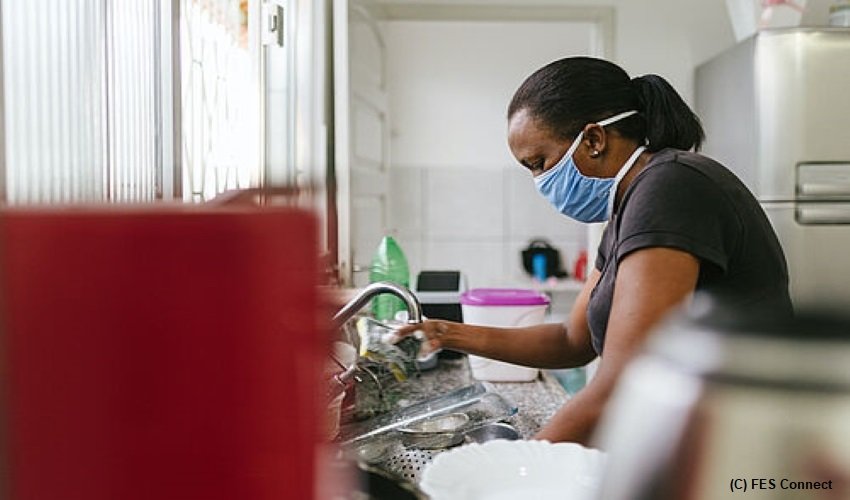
[583,124,607,157]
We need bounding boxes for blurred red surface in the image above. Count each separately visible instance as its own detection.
[0,206,323,500]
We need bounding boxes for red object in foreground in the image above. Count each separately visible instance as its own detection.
[0,206,322,500]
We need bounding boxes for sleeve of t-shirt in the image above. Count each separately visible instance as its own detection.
[615,162,740,273]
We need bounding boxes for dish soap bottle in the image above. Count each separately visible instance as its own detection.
[369,236,410,321]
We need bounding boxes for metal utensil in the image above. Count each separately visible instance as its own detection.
[464,422,520,443]
[397,412,469,450]
[399,412,469,433]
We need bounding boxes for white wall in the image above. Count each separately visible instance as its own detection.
[613,0,736,102]
[374,0,737,104]
[385,20,598,169]
[384,20,597,288]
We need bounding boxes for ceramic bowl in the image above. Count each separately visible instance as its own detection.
[420,439,606,500]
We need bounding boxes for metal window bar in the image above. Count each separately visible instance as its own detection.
[180,0,259,203]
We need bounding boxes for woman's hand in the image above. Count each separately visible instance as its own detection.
[394,319,460,355]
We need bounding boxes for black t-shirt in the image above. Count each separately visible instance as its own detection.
[587,148,793,355]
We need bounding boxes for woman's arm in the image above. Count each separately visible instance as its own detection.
[395,271,601,369]
[533,246,699,444]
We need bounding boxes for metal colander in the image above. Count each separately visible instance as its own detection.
[355,422,521,485]
[380,448,440,484]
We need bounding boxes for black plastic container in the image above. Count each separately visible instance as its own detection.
[415,271,465,359]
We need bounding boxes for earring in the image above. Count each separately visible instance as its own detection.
[590,150,600,158]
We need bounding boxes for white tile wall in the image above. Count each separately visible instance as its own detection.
[425,240,507,289]
[389,165,587,289]
[383,20,597,169]
[425,167,504,240]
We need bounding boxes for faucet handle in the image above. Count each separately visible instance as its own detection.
[391,309,426,325]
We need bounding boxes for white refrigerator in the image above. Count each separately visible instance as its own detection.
[696,28,850,309]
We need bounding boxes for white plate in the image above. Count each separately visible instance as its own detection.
[420,439,606,500]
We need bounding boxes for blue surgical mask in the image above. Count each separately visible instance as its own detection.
[534,110,645,223]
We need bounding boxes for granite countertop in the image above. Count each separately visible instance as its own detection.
[395,356,569,438]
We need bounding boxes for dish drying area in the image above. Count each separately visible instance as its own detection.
[326,285,569,490]
[337,366,568,484]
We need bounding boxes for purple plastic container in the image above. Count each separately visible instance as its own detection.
[460,288,549,307]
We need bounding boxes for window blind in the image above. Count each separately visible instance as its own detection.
[106,0,159,201]
[2,0,107,202]
[1,0,159,203]
[1,0,260,204]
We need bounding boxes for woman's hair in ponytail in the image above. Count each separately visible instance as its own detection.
[630,74,704,152]
[508,57,704,152]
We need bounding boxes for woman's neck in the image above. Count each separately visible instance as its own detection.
[614,149,654,206]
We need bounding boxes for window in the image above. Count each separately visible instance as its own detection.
[0,0,262,204]
[180,0,261,203]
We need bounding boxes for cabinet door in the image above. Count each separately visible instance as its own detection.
[333,0,390,286]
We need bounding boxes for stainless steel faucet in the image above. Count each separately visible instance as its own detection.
[331,281,423,331]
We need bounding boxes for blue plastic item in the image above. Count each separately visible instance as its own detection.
[532,253,547,282]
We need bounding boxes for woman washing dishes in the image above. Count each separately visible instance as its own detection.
[397,57,793,444]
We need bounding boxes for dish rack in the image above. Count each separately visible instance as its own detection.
[328,316,425,426]
[339,382,518,484]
